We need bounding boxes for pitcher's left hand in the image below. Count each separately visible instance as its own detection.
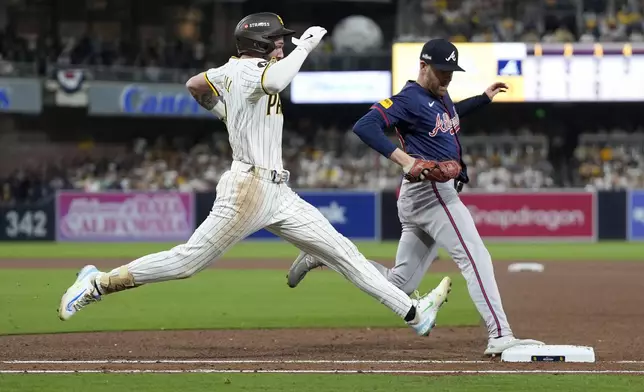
[485,82,509,100]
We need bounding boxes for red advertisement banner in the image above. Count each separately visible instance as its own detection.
[460,192,596,239]
[56,191,194,242]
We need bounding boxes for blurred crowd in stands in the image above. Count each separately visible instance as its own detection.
[405,0,644,43]
[2,0,644,204]
[3,124,644,205]
[2,0,644,77]
[0,28,221,78]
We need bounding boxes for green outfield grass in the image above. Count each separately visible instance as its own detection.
[1,240,644,261]
[0,269,477,335]
[0,374,641,392]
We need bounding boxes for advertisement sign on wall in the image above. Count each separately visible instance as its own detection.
[290,71,392,104]
[459,192,596,240]
[0,78,42,113]
[392,43,526,101]
[392,42,644,102]
[247,191,379,240]
[88,83,212,117]
[56,192,195,242]
[627,190,644,241]
[0,201,56,241]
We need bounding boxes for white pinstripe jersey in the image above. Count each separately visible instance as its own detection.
[205,57,284,170]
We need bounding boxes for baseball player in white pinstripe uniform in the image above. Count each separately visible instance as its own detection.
[58,13,452,337]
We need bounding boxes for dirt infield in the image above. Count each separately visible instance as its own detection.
[1,258,644,374]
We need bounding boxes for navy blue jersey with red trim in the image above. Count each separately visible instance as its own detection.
[372,81,468,181]
[352,80,490,184]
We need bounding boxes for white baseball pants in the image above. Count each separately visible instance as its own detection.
[373,179,513,338]
[101,161,413,318]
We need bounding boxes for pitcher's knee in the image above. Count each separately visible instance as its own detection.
[449,241,491,266]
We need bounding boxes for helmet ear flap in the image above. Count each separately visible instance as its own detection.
[235,35,275,56]
[254,39,275,54]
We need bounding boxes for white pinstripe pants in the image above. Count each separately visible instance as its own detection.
[106,169,413,318]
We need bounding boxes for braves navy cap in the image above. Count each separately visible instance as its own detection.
[419,38,465,72]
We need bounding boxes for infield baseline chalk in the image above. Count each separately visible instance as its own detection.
[2,369,644,374]
[2,359,490,364]
[3,359,644,365]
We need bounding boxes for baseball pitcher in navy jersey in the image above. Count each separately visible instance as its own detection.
[288,39,544,356]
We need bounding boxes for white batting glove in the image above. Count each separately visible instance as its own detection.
[292,26,327,54]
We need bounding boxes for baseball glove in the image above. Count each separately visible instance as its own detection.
[404,159,462,183]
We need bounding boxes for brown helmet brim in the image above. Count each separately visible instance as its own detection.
[266,27,296,38]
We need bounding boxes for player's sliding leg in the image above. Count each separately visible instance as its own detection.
[288,225,438,297]
[268,187,451,336]
[58,172,274,321]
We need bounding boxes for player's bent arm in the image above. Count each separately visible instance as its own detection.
[454,93,490,117]
[261,47,309,95]
[352,110,415,170]
[390,149,416,171]
[186,72,218,98]
[186,72,226,120]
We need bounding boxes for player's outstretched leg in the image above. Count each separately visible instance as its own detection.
[58,171,274,321]
[287,225,438,296]
[58,238,225,321]
[58,223,247,321]
[425,182,544,354]
[272,188,451,336]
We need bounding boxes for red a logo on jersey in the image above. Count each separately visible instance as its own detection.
[429,112,461,137]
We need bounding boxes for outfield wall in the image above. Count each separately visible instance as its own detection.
[0,189,633,243]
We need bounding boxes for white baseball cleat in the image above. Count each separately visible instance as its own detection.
[407,276,452,336]
[58,265,102,321]
[287,252,323,288]
[484,335,545,356]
